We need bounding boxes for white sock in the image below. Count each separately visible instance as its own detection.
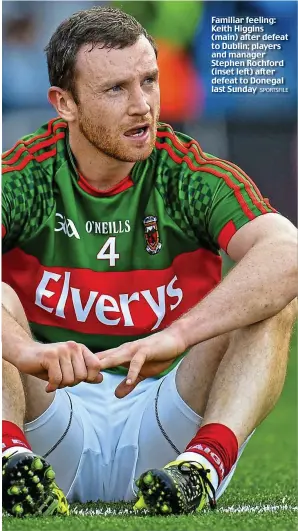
[177,451,219,491]
[2,446,33,458]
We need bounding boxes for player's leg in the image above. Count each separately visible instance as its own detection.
[2,283,70,516]
[198,302,296,440]
[135,300,296,514]
[2,282,119,511]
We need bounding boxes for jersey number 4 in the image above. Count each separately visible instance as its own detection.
[96,237,120,267]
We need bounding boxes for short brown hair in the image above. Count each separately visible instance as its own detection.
[45,6,157,102]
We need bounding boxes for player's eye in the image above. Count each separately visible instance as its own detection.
[143,77,156,85]
[107,85,122,93]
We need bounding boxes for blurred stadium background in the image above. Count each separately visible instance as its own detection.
[3,0,297,225]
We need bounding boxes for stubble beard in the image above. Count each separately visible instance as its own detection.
[78,109,159,163]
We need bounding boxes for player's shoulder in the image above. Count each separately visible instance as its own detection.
[154,122,249,188]
[151,124,226,245]
[154,122,226,174]
[2,117,68,188]
[154,122,199,167]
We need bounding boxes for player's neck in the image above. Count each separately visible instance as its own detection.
[69,130,135,191]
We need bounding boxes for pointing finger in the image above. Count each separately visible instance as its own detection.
[126,351,147,385]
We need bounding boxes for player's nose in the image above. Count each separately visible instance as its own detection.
[127,88,150,116]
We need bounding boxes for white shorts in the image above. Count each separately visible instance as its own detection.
[24,366,251,503]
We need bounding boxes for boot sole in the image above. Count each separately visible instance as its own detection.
[2,453,67,517]
[135,468,187,515]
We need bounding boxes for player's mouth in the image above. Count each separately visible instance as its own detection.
[124,124,150,142]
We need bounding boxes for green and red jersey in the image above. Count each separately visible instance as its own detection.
[2,118,277,376]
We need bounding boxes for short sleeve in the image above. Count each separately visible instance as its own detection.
[189,158,278,252]
[2,176,28,253]
[2,118,66,252]
[2,164,55,253]
[153,127,278,254]
[205,166,278,252]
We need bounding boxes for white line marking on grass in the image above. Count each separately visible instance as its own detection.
[71,507,140,516]
[70,504,298,517]
[217,504,298,514]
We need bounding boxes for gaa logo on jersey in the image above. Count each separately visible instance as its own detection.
[143,215,162,255]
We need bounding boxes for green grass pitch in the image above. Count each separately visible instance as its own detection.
[2,327,297,531]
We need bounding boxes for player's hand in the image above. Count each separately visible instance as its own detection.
[96,329,186,398]
[16,340,103,393]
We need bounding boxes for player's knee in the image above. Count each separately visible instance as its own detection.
[2,359,22,388]
[233,298,297,341]
[276,298,297,328]
[2,282,31,334]
[2,282,23,317]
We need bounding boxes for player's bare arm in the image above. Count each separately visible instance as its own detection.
[2,284,102,393]
[174,213,297,345]
[97,213,297,390]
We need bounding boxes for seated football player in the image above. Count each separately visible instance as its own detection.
[2,6,297,517]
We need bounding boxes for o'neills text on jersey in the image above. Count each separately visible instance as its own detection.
[35,270,183,331]
[85,220,131,235]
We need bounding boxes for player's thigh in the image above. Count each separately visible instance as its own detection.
[24,386,104,502]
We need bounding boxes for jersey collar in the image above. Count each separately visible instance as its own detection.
[65,129,135,197]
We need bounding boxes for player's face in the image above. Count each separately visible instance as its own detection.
[73,36,160,162]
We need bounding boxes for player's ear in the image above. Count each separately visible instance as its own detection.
[48,87,77,123]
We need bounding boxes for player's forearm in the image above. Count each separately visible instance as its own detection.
[2,306,35,365]
[171,236,297,349]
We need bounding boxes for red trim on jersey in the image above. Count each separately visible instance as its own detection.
[2,146,61,174]
[78,173,134,197]
[3,247,221,336]
[156,130,275,215]
[155,141,255,220]
[3,133,65,166]
[263,196,278,213]
[217,220,237,252]
[2,225,7,238]
[2,118,66,160]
